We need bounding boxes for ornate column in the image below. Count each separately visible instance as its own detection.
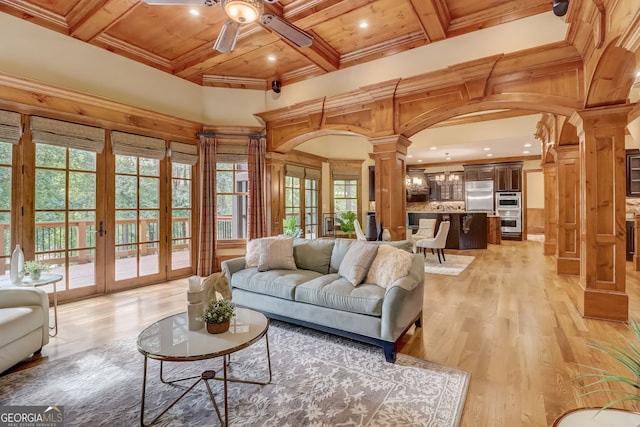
[570,105,632,322]
[369,135,411,241]
[542,162,558,256]
[556,145,580,275]
[264,152,286,236]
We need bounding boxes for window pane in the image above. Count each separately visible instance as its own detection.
[116,176,138,209]
[139,177,159,209]
[116,210,137,244]
[0,142,11,164]
[69,149,96,171]
[68,211,96,250]
[217,171,233,193]
[172,179,191,208]
[216,194,247,239]
[35,211,66,253]
[0,167,10,210]
[36,144,65,168]
[139,158,159,176]
[36,169,66,210]
[115,155,137,174]
[172,210,191,239]
[140,210,159,243]
[69,172,96,209]
[172,163,191,179]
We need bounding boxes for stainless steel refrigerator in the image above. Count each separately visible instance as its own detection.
[465,181,494,212]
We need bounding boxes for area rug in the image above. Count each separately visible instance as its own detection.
[0,321,470,427]
[424,254,475,276]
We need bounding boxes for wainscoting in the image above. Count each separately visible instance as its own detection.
[527,208,545,234]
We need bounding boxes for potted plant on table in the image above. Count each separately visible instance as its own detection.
[201,299,236,334]
[23,261,50,281]
[336,211,356,238]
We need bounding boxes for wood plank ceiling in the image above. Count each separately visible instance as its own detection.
[0,0,553,90]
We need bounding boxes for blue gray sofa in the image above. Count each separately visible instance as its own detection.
[221,238,424,362]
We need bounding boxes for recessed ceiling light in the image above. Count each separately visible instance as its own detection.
[523,150,530,154]
[190,9,199,16]
[407,154,413,158]
[487,153,493,157]
[430,147,437,150]
[445,157,451,161]
[267,55,276,61]
[524,143,532,147]
[637,71,640,77]
[483,147,490,151]
[417,159,423,163]
[359,22,368,29]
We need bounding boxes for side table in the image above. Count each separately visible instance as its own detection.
[553,407,640,426]
[0,273,63,337]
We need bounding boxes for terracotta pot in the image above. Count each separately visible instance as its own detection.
[206,320,230,334]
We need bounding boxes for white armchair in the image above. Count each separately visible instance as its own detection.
[416,221,451,263]
[354,219,367,240]
[0,286,50,373]
[411,218,437,251]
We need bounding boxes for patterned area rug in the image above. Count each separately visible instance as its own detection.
[0,321,470,427]
[424,254,475,276]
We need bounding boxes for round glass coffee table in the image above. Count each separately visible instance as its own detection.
[553,407,640,426]
[137,307,271,427]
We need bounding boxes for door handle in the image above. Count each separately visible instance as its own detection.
[98,221,105,237]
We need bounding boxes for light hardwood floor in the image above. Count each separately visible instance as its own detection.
[5,240,640,426]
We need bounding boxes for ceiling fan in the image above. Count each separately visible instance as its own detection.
[141,0,313,53]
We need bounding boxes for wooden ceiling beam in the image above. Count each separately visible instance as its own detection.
[0,1,68,32]
[408,0,450,43]
[447,1,551,37]
[70,0,140,42]
[66,0,107,31]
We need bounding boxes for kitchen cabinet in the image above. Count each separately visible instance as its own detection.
[626,151,640,197]
[426,172,464,201]
[495,162,522,192]
[464,165,494,181]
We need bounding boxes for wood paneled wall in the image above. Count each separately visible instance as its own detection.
[556,145,581,276]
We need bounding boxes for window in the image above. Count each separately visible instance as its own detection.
[0,142,12,276]
[216,162,248,240]
[333,179,358,216]
[285,165,320,238]
[171,163,193,270]
[285,175,301,230]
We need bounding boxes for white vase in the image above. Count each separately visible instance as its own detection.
[10,244,24,284]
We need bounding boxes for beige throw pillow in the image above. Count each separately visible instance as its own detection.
[365,244,413,288]
[338,240,378,286]
[257,237,297,271]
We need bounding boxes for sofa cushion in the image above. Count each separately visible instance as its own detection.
[329,239,354,273]
[295,273,385,316]
[258,237,297,271]
[245,238,262,268]
[338,240,379,286]
[0,306,43,348]
[230,267,322,300]
[293,239,334,274]
[365,244,413,288]
[371,240,414,253]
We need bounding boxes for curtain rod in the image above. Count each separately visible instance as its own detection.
[197,132,266,139]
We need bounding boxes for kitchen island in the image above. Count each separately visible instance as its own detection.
[408,212,488,250]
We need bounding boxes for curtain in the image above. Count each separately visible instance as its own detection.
[198,136,217,276]
[247,137,267,239]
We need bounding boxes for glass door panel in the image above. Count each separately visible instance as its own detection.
[171,163,193,272]
[0,142,12,276]
[113,155,162,286]
[34,144,100,297]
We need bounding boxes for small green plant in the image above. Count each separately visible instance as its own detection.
[23,261,50,276]
[576,320,640,411]
[282,216,302,237]
[336,211,356,237]
[201,299,236,324]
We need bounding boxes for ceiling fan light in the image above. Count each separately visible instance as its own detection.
[222,0,263,24]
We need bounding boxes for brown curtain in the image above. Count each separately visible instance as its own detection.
[198,136,217,276]
[247,137,267,239]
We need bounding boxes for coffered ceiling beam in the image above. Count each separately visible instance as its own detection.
[409,0,449,42]
[70,0,139,42]
[447,1,550,37]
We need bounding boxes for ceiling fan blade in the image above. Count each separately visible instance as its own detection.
[141,0,217,5]
[214,19,241,53]
[260,14,313,48]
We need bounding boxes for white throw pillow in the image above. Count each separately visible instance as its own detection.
[338,240,378,286]
[365,244,413,288]
[257,237,297,271]
[245,238,263,268]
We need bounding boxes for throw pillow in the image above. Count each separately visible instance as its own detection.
[258,237,297,271]
[245,238,263,268]
[365,244,413,288]
[338,240,378,286]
